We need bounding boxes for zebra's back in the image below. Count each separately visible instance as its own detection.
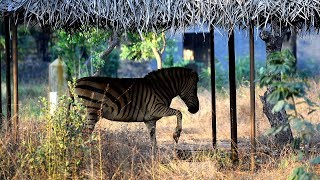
[75,76,158,122]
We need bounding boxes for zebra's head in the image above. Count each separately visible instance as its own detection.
[179,70,199,114]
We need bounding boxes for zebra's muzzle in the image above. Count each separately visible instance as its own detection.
[188,106,199,114]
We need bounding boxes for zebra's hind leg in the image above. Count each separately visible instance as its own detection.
[144,120,158,156]
[83,111,100,138]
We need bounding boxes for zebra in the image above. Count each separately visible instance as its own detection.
[73,67,199,154]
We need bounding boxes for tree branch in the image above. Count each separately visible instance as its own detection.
[159,31,166,54]
[100,32,120,60]
[93,31,121,76]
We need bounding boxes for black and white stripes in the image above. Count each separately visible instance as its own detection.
[74,67,199,154]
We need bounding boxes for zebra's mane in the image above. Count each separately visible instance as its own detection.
[144,67,192,80]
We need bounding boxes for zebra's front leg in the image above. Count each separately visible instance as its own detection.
[144,120,157,156]
[173,111,182,143]
[152,107,183,144]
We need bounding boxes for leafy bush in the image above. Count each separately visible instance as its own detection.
[163,39,177,68]
[35,96,88,178]
[236,56,264,86]
[259,49,320,178]
[24,93,89,178]
[0,82,94,179]
[51,28,118,79]
[199,67,211,89]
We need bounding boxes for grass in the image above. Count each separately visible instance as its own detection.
[0,80,320,179]
[1,81,47,119]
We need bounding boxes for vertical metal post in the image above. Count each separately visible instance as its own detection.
[0,40,2,127]
[210,27,216,149]
[4,15,11,130]
[250,21,256,171]
[228,30,238,162]
[0,21,2,126]
[12,17,19,142]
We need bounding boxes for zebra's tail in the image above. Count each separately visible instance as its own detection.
[67,88,75,125]
[68,90,75,110]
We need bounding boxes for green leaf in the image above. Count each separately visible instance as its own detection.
[291,118,303,131]
[264,127,276,136]
[285,104,295,111]
[288,167,313,180]
[272,100,286,113]
[310,157,320,165]
[292,138,302,149]
[267,90,281,104]
[304,97,315,107]
[297,150,305,161]
[288,167,305,180]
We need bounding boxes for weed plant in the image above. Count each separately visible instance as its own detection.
[259,50,320,179]
[0,85,94,179]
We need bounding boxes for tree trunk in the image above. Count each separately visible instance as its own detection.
[151,46,162,69]
[259,24,294,147]
[282,26,297,71]
[100,37,119,61]
[260,88,293,145]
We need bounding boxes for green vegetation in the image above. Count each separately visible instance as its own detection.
[51,28,119,78]
[0,35,4,51]
[120,31,172,69]
[0,83,96,179]
[259,50,320,178]
[17,27,38,60]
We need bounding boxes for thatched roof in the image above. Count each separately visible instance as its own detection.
[1,0,320,32]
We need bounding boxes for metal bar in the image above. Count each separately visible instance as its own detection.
[250,21,256,171]
[228,30,238,162]
[0,39,2,127]
[4,15,11,130]
[12,17,19,142]
[210,28,217,149]
[0,20,2,126]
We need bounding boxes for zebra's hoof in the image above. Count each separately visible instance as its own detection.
[173,132,180,143]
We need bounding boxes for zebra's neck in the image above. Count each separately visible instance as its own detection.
[145,69,185,101]
[155,78,179,99]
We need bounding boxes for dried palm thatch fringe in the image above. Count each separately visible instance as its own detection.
[0,0,320,33]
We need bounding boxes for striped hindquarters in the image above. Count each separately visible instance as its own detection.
[74,77,108,132]
[75,77,156,122]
